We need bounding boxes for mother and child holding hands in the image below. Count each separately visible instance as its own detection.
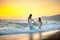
[28,14,42,30]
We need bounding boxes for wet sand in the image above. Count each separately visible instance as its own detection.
[0,30,60,40]
[43,30,60,40]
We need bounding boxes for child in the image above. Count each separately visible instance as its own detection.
[38,17,42,29]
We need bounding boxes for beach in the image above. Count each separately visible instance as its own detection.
[0,30,60,40]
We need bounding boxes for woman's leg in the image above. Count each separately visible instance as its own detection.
[30,24,35,30]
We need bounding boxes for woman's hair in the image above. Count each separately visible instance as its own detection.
[38,17,41,22]
[28,14,32,19]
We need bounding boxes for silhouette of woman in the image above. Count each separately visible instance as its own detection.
[28,14,35,30]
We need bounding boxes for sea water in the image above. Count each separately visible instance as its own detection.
[0,20,60,35]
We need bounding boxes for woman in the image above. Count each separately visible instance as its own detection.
[28,14,35,30]
[38,17,42,29]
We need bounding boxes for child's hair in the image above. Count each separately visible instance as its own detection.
[38,17,41,22]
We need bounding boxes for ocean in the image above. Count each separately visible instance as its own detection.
[0,20,60,35]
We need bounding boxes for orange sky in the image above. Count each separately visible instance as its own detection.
[0,0,60,19]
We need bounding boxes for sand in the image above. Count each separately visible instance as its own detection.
[0,30,60,40]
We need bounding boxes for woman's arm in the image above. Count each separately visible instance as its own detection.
[32,18,36,23]
[28,18,29,24]
[41,20,42,25]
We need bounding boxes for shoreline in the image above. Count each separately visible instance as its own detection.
[0,30,60,40]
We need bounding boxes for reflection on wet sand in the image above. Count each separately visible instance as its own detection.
[0,30,60,40]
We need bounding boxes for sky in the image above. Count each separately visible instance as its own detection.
[0,0,60,19]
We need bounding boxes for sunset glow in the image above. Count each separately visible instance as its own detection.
[0,0,60,19]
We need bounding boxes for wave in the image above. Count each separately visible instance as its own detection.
[0,20,60,30]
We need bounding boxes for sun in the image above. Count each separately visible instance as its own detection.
[0,0,60,19]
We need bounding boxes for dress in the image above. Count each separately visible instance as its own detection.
[28,19,35,30]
